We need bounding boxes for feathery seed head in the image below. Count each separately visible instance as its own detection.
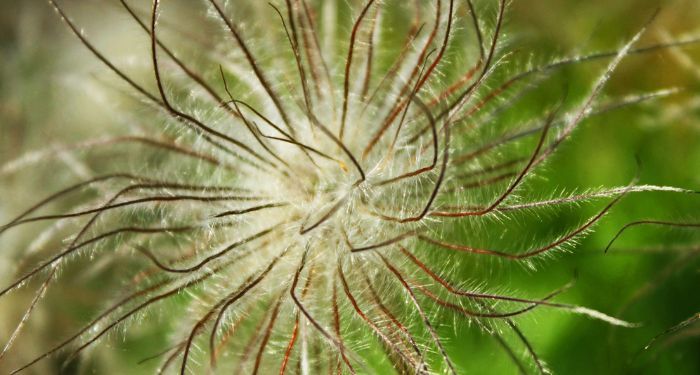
[0,0,699,374]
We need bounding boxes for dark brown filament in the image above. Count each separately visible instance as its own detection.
[181,247,289,374]
[292,249,356,374]
[420,189,629,260]
[379,254,457,375]
[430,108,555,217]
[339,0,377,141]
[605,220,700,253]
[337,264,419,370]
[207,0,296,135]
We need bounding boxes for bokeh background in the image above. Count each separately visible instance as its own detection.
[1,0,699,374]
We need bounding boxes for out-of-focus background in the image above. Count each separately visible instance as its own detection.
[1,0,699,374]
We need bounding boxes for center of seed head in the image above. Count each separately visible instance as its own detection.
[265,153,355,236]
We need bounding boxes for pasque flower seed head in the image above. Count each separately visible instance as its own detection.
[1,0,699,374]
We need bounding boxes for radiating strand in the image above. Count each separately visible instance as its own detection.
[534,12,658,167]
[371,97,451,224]
[0,225,193,299]
[447,87,685,169]
[420,188,632,261]
[431,0,507,127]
[134,223,282,274]
[339,0,377,141]
[362,0,444,159]
[209,300,259,370]
[337,264,419,370]
[430,107,556,218]
[1,176,260,234]
[412,37,699,142]
[292,249,356,374]
[279,313,300,375]
[10,278,172,373]
[48,0,268,171]
[207,0,297,135]
[379,254,458,375]
[297,0,335,104]
[277,1,314,114]
[180,247,289,374]
[361,10,424,117]
[375,96,439,187]
[218,66,294,171]
[331,275,356,375]
[605,220,700,253]
[0,135,234,177]
[360,6,381,101]
[3,191,264,233]
[1,173,140,234]
[252,293,285,375]
[362,273,428,374]
[150,0,283,175]
[124,0,313,171]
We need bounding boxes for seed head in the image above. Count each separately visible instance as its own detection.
[1,0,699,374]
